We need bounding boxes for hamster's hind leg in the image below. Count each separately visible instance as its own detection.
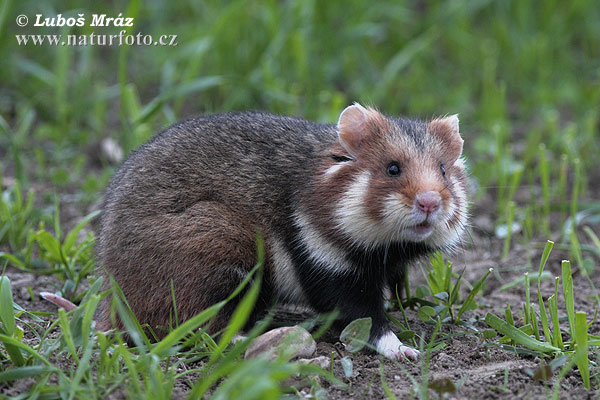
[98,201,268,337]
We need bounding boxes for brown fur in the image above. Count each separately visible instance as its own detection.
[98,202,263,334]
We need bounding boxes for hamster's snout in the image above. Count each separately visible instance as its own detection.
[415,191,441,215]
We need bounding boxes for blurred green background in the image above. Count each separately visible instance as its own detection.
[1,0,599,224]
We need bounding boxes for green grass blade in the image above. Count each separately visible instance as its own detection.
[547,295,563,350]
[537,301,553,345]
[583,226,600,252]
[81,295,100,352]
[0,276,25,366]
[530,305,540,340]
[444,261,452,296]
[69,342,95,400]
[35,231,63,263]
[561,260,575,338]
[569,159,581,235]
[454,268,492,323]
[485,313,559,353]
[449,267,464,306]
[210,267,262,363]
[0,276,15,335]
[151,300,226,358]
[112,293,150,352]
[0,334,52,365]
[499,271,552,291]
[78,277,104,305]
[1,340,25,367]
[0,253,26,270]
[524,272,531,325]
[118,344,142,397]
[107,275,153,350]
[504,304,515,326]
[574,312,590,389]
[537,241,554,276]
[63,210,100,255]
[376,28,437,101]
[537,241,554,343]
[58,308,78,363]
[0,366,53,383]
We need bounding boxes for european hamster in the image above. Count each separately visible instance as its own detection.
[96,103,469,359]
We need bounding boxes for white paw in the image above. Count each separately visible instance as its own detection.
[376,331,420,361]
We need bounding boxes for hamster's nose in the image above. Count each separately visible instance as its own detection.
[416,191,441,214]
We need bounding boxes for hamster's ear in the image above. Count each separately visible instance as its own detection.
[337,103,386,157]
[429,114,463,162]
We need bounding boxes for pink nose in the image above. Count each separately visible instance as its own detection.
[416,191,441,214]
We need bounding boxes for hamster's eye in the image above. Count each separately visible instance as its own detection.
[387,162,401,177]
[440,164,446,177]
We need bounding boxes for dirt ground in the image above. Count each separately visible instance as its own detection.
[2,187,599,399]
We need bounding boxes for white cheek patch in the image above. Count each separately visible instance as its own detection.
[425,175,469,250]
[380,194,418,239]
[324,161,351,176]
[376,330,420,361]
[293,211,352,275]
[452,175,467,205]
[444,194,457,220]
[270,238,306,303]
[335,171,387,248]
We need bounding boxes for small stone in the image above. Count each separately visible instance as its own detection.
[244,325,316,361]
[297,355,331,370]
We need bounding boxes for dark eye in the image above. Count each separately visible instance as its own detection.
[440,164,446,177]
[387,162,401,177]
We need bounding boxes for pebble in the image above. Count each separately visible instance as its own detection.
[244,325,316,361]
[297,355,331,370]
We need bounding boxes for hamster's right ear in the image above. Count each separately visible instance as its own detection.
[429,114,463,162]
[337,103,386,157]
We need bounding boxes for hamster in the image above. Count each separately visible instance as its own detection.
[96,103,469,360]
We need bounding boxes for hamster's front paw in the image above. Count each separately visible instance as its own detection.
[376,330,420,361]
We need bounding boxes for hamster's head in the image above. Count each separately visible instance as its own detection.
[323,103,468,251]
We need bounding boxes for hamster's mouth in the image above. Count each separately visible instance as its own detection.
[411,221,433,236]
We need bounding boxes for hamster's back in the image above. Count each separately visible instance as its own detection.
[96,112,336,332]
[102,112,335,219]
